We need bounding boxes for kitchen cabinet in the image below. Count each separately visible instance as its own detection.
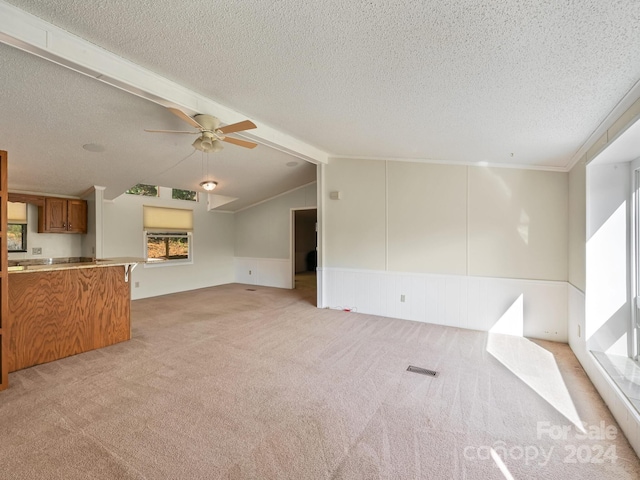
[38,197,87,233]
[8,263,133,372]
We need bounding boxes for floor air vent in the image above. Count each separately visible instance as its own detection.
[246,289,256,291]
[407,365,438,377]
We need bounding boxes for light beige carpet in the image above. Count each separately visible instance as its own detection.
[0,279,639,479]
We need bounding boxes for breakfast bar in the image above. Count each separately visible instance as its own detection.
[7,257,143,372]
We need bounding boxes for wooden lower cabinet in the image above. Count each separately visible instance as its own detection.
[7,266,131,372]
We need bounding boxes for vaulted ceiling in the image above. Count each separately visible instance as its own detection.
[2,1,640,209]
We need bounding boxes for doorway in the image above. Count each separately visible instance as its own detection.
[291,208,317,303]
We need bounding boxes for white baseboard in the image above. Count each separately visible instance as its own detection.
[234,257,291,289]
[320,267,568,342]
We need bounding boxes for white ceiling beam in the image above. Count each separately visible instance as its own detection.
[0,0,328,165]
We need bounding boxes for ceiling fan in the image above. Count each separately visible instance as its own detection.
[145,107,258,152]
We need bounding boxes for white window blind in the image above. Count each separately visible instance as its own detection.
[143,206,193,232]
[8,202,27,224]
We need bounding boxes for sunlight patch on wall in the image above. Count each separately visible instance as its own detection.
[517,209,530,245]
[607,333,628,356]
[585,202,627,340]
[489,294,524,337]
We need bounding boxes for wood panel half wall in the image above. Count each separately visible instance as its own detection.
[7,265,131,372]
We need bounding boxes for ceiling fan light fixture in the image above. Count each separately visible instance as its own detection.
[210,140,224,152]
[201,138,213,150]
[150,108,257,150]
[200,180,218,191]
[193,135,224,153]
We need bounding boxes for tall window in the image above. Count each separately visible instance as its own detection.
[143,205,193,265]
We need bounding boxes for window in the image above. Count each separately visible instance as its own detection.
[8,201,27,252]
[172,188,197,201]
[143,205,194,266]
[146,232,191,262]
[8,224,27,252]
[126,184,159,196]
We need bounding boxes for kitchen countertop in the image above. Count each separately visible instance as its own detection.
[8,257,150,273]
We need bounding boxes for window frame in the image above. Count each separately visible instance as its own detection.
[8,223,27,252]
[126,184,159,197]
[143,230,193,267]
[171,188,198,202]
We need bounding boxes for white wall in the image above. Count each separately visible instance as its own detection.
[468,167,568,281]
[8,203,82,260]
[585,162,630,356]
[566,95,640,458]
[80,187,101,258]
[103,189,235,300]
[568,158,586,291]
[320,158,569,341]
[324,160,386,269]
[387,162,467,274]
[324,159,568,280]
[324,268,568,341]
[234,182,317,288]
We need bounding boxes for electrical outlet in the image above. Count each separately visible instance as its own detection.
[400,294,405,303]
[249,270,252,275]
[135,282,140,288]
[91,246,95,254]
[32,247,42,255]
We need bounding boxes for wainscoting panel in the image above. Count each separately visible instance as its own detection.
[568,284,586,351]
[321,267,568,342]
[234,257,292,289]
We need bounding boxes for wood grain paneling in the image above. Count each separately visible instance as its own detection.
[7,266,131,372]
[0,151,8,390]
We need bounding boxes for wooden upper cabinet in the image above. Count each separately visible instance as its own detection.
[38,197,87,234]
[67,199,87,233]
[42,197,67,232]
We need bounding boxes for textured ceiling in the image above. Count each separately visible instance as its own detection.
[0,42,316,209]
[7,0,640,169]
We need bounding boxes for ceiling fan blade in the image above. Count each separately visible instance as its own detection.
[144,129,199,134]
[218,120,257,135]
[167,107,205,130]
[222,136,258,149]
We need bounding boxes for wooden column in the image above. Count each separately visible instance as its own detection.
[0,151,8,391]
